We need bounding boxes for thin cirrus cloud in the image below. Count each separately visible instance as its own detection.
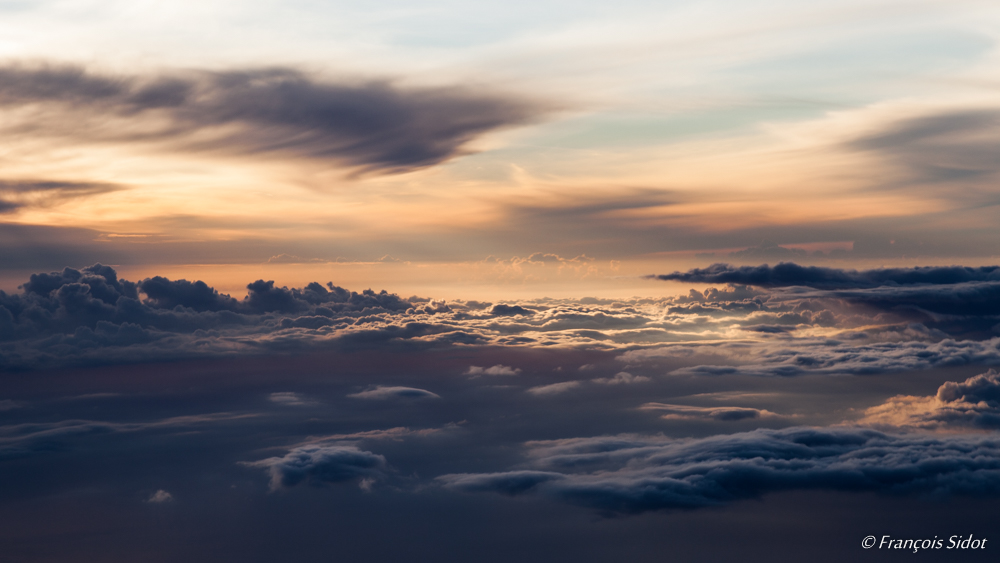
[0,180,124,214]
[0,63,549,175]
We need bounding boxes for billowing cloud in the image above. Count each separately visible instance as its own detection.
[437,427,1000,514]
[6,262,1000,377]
[0,63,547,175]
[242,444,387,490]
[860,370,1000,430]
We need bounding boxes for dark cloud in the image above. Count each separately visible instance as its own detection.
[242,444,387,490]
[651,263,1000,289]
[0,63,547,174]
[489,304,533,317]
[437,427,1000,514]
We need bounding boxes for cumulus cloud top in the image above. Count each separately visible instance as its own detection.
[861,370,1000,430]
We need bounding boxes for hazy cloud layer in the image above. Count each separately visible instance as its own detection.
[847,109,1000,186]
[0,63,546,174]
[0,180,123,213]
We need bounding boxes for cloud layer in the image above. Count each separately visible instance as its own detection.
[6,262,1000,373]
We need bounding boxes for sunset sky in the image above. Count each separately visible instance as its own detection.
[2,2,1000,562]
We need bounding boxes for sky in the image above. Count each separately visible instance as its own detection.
[2,1,1000,561]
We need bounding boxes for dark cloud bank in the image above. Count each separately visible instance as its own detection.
[652,262,1000,289]
[0,63,546,174]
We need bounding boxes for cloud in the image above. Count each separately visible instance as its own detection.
[638,403,779,421]
[650,263,1000,289]
[437,471,566,496]
[0,400,22,411]
[526,381,581,395]
[304,426,447,442]
[147,490,173,503]
[437,427,1000,514]
[242,444,387,491]
[0,180,122,213]
[0,412,256,460]
[266,254,327,264]
[489,304,533,317]
[626,337,1000,378]
[0,63,547,175]
[465,364,522,377]
[728,240,808,260]
[347,386,440,400]
[591,372,650,385]
[860,370,1000,430]
[268,392,318,407]
[7,262,1000,373]
[847,108,1000,186]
